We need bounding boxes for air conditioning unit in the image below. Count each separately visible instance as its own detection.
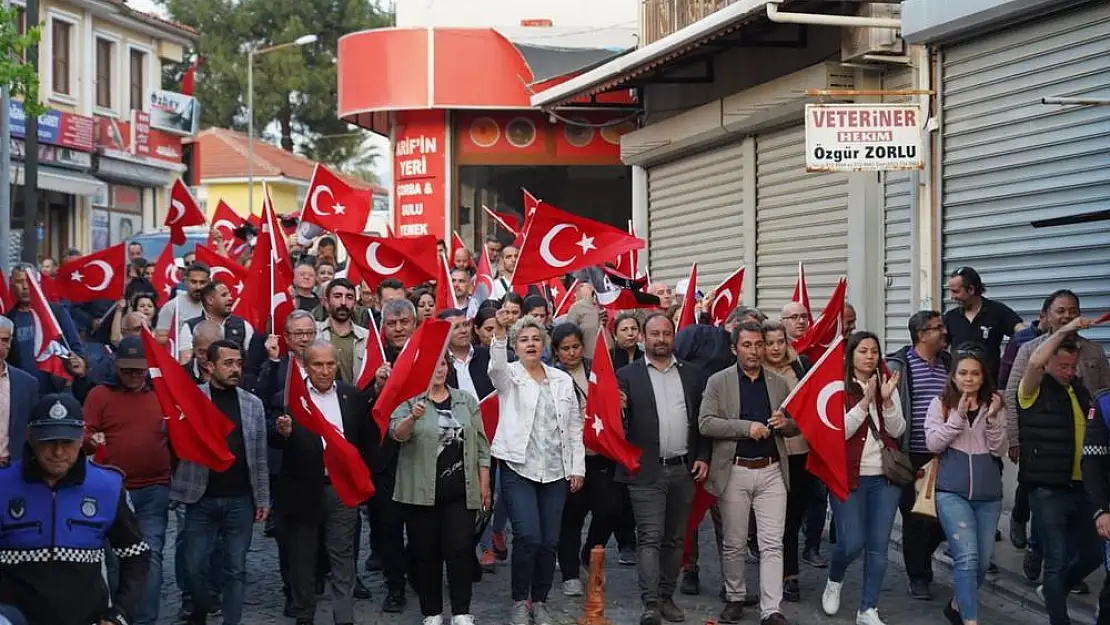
[841,3,904,63]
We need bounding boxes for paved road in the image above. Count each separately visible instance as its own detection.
[158,513,1050,625]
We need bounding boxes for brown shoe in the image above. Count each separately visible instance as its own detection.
[761,613,789,625]
[660,598,685,623]
[719,602,744,624]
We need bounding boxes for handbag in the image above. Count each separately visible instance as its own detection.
[865,413,915,486]
[912,457,939,518]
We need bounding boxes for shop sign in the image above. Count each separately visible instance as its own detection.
[11,138,93,169]
[455,111,631,165]
[805,104,923,172]
[9,100,95,152]
[393,110,447,239]
[149,89,200,136]
[95,114,184,165]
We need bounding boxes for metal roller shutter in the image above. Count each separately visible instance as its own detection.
[883,67,916,350]
[942,1,1110,353]
[647,141,745,287]
[755,124,850,314]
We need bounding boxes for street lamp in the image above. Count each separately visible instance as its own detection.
[247,34,319,213]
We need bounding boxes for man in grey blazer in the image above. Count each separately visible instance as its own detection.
[171,339,270,625]
[0,316,39,464]
[699,322,797,625]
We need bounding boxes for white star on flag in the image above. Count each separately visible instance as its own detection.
[576,234,597,255]
[591,414,604,436]
[333,202,346,215]
[70,271,84,282]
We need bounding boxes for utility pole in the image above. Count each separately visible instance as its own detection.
[19,0,38,264]
[0,0,11,277]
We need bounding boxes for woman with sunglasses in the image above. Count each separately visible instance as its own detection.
[822,331,904,625]
[926,347,1006,625]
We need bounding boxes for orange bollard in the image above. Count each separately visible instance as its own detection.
[578,546,612,625]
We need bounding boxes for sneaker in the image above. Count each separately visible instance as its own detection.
[802,548,829,568]
[1035,585,1044,602]
[1022,549,1043,584]
[1010,520,1028,549]
[659,598,685,623]
[492,532,509,560]
[510,600,531,625]
[680,568,700,595]
[452,616,475,625]
[563,578,584,597]
[619,546,638,566]
[422,616,444,625]
[783,578,800,602]
[822,579,842,616]
[856,608,887,625]
[479,549,497,573]
[718,602,744,624]
[533,601,554,625]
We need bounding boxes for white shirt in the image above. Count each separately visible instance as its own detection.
[309,380,345,445]
[507,382,565,484]
[156,293,204,331]
[451,347,478,400]
[844,378,906,477]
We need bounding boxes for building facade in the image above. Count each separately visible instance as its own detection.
[10,0,197,260]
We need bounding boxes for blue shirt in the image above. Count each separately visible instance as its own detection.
[907,348,948,454]
[6,305,85,388]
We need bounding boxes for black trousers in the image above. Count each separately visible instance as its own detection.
[1013,481,1031,524]
[898,451,947,583]
[403,499,477,617]
[783,453,817,578]
[558,456,625,580]
[369,472,407,594]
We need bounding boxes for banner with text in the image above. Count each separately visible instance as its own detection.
[393,110,447,239]
[805,104,923,172]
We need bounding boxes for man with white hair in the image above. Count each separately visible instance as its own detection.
[780,303,811,341]
[649,282,675,309]
[0,316,38,466]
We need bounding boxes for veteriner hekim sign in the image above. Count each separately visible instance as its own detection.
[805,104,924,172]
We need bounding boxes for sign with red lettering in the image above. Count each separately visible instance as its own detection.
[95,114,183,166]
[804,104,923,172]
[393,110,447,239]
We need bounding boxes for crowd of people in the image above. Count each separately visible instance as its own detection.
[0,230,1108,625]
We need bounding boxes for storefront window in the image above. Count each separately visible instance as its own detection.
[91,184,145,249]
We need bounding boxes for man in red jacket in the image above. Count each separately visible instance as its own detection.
[83,336,172,625]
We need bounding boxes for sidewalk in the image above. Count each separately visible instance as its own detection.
[890,512,1100,625]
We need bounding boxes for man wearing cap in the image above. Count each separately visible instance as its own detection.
[0,393,150,625]
[83,337,171,625]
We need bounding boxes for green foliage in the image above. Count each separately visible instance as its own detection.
[0,6,45,117]
[160,0,392,171]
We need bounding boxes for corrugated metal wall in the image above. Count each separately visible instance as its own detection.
[646,141,745,287]
[755,124,850,315]
[883,67,916,350]
[941,1,1110,353]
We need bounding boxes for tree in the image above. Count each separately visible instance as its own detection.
[0,6,44,116]
[160,0,392,171]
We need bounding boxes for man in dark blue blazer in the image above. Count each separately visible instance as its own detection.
[0,317,39,462]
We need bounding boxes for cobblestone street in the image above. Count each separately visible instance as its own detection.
[159,512,1059,625]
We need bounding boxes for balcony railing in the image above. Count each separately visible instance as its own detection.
[641,0,740,46]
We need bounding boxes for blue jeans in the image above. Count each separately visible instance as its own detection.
[500,466,567,603]
[828,475,900,611]
[174,504,224,610]
[130,485,170,625]
[181,495,255,625]
[480,463,507,550]
[1029,485,1103,625]
[936,492,1001,622]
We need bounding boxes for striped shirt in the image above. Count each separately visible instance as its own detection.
[907,349,949,453]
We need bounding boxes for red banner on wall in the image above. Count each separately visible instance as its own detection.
[393,110,447,239]
[95,113,183,165]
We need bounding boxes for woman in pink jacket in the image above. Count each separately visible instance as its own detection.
[925,347,1007,625]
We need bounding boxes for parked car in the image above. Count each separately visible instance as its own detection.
[128,226,210,262]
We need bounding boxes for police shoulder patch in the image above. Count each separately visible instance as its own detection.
[81,496,98,518]
[7,497,25,520]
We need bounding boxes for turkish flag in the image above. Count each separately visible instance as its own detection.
[781,334,849,502]
[513,201,644,285]
[523,188,540,221]
[25,271,70,379]
[793,277,847,363]
[483,205,521,236]
[142,327,235,471]
[371,319,452,442]
[207,200,247,256]
[354,312,387,392]
[479,393,499,441]
[553,278,579,318]
[708,266,745,326]
[585,332,642,472]
[435,253,458,314]
[300,164,371,234]
[285,360,375,506]
[239,187,294,336]
[596,273,660,312]
[466,246,495,320]
[166,305,180,360]
[611,222,641,280]
[55,243,126,303]
[152,242,179,306]
[165,179,206,245]
[450,231,474,269]
[194,244,248,300]
[677,263,698,331]
[38,271,62,304]
[338,233,438,289]
[792,261,812,317]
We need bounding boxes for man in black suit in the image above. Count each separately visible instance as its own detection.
[271,341,373,625]
[616,313,710,625]
[441,308,495,400]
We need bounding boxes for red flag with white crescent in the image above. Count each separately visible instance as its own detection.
[152,243,179,307]
[371,319,452,442]
[25,271,70,379]
[781,334,848,502]
[585,332,641,472]
[792,261,812,317]
[300,164,371,234]
[338,232,438,289]
[165,179,206,245]
[354,312,387,392]
[513,201,644,285]
[793,277,847,363]
[466,246,495,320]
[676,263,698,331]
[708,266,745,326]
[207,200,248,256]
[55,243,126,303]
[435,253,459,314]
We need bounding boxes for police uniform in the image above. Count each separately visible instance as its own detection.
[0,394,150,625]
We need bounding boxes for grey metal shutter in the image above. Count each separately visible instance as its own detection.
[883,67,916,350]
[942,1,1110,353]
[755,124,850,314]
[647,141,744,287]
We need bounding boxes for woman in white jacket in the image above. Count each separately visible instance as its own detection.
[487,309,585,625]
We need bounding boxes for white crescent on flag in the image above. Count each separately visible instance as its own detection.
[816,380,844,432]
[539,224,576,268]
[82,260,114,292]
[366,242,404,275]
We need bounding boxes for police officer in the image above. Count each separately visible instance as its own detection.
[0,394,150,625]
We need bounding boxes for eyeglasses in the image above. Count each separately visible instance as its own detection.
[783,314,811,322]
[287,330,316,339]
[922,325,945,334]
